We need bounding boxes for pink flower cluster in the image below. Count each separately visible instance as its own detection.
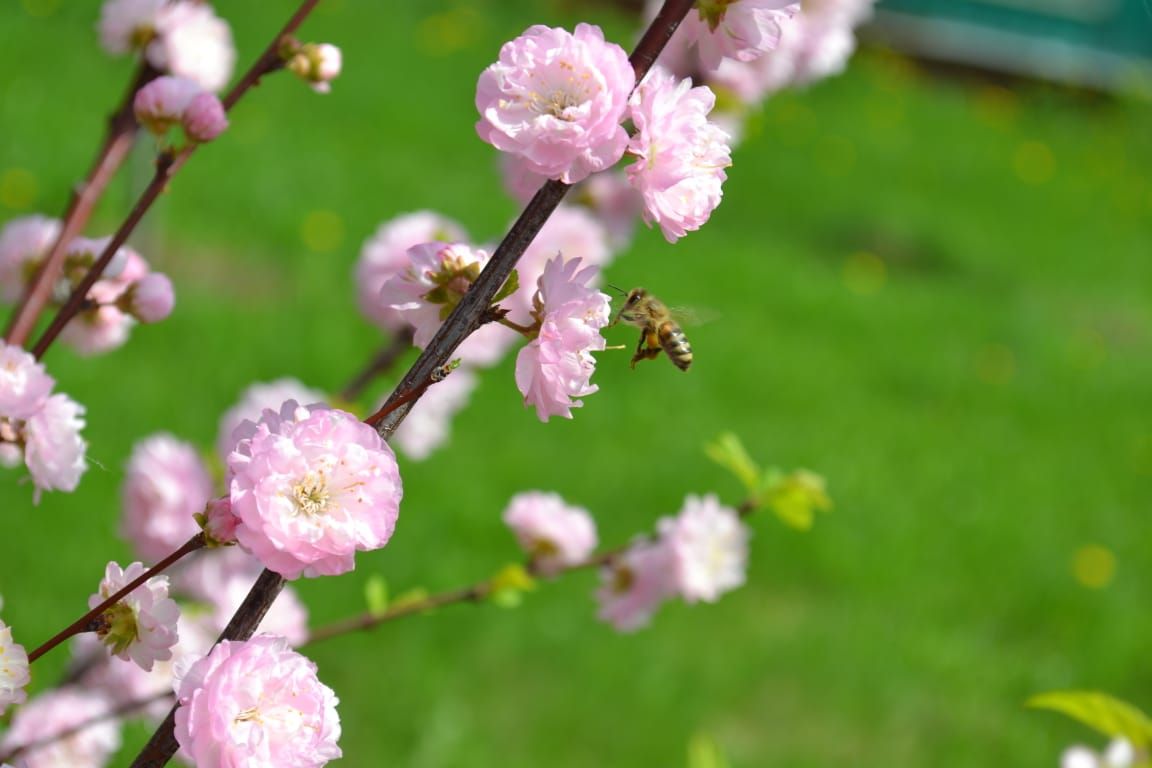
[596,494,749,631]
[89,561,181,671]
[227,401,403,579]
[515,256,611,421]
[503,491,598,575]
[0,617,30,715]
[0,687,122,768]
[0,217,176,356]
[134,75,228,143]
[0,341,87,499]
[99,0,236,92]
[173,635,341,767]
[216,377,327,460]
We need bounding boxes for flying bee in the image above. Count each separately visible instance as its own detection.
[609,287,693,371]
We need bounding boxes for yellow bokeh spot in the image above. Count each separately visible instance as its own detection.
[301,210,344,253]
[1073,545,1116,589]
[21,0,59,17]
[417,7,482,55]
[973,85,1018,129]
[842,251,886,295]
[975,343,1016,385]
[1013,141,1055,185]
[0,168,38,210]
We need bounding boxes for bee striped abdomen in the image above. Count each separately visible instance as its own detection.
[658,321,693,371]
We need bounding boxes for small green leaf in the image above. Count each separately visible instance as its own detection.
[492,269,520,304]
[687,732,730,768]
[364,574,389,618]
[488,563,536,609]
[704,432,760,495]
[762,469,832,531]
[1028,691,1152,748]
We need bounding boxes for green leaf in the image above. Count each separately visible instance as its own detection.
[488,563,536,609]
[1028,691,1152,747]
[704,432,760,495]
[364,574,389,617]
[492,269,520,304]
[687,732,730,768]
[762,469,832,531]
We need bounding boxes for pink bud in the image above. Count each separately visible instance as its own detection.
[202,496,239,545]
[128,272,175,323]
[134,75,200,135]
[182,91,228,142]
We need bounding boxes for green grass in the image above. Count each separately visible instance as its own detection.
[2,1,1151,765]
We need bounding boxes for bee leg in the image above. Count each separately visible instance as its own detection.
[629,329,663,369]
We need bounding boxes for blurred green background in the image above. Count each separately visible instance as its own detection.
[2,1,1151,765]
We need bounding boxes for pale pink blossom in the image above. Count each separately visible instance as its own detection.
[183,91,228,142]
[173,635,341,767]
[126,271,176,322]
[134,75,201,135]
[1062,746,1100,768]
[201,496,239,545]
[475,24,633,184]
[0,688,121,768]
[57,304,135,356]
[596,541,675,632]
[0,215,60,302]
[378,241,515,367]
[176,545,263,602]
[228,401,403,580]
[392,366,478,460]
[514,256,610,421]
[0,342,54,420]
[57,237,151,356]
[504,205,613,327]
[498,154,551,204]
[503,491,598,575]
[626,68,732,243]
[23,392,87,498]
[356,211,468,332]
[0,618,30,715]
[658,494,748,603]
[580,171,643,250]
[149,2,235,93]
[90,561,181,671]
[98,0,165,55]
[288,43,343,93]
[216,378,327,460]
[680,0,800,72]
[121,434,214,563]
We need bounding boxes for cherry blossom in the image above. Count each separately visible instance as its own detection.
[182,91,229,142]
[0,618,30,715]
[125,271,176,322]
[658,494,748,602]
[121,434,213,563]
[680,0,800,72]
[0,688,121,768]
[150,2,235,93]
[216,378,327,460]
[503,491,598,575]
[22,393,88,498]
[89,561,181,671]
[0,215,60,302]
[288,43,343,94]
[134,75,202,135]
[596,541,675,632]
[0,342,53,421]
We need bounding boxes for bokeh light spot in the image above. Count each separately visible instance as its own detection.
[1013,141,1055,185]
[843,251,885,295]
[301,210,344,253]
[0,168,39,210]
[1072,545,1116,589]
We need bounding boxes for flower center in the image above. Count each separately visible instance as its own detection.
[293,471,332,516]
[234,706,262,725]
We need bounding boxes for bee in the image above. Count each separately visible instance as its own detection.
[610,287,693,371]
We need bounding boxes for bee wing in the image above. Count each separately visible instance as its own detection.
[668,306,717,327]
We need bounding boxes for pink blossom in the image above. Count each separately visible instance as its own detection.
[626,68,732,242]
[288,42,343,94]
[0,215,60,302]
[498,154,551,204]
[173,635,341,767]
[182,91,228,142]
[227,401,403,580]
[0,618,30,715]
[57,237,151,356]
[126,271,176,322]
[356,211,468,332]
[378,241,515,367]
[0,342,54,421]
[89,561,181,671]
[475,24,634,184]
[596,541,675,632]
[121,434,214,563]
[514,256,610,421]
[23,392,87,498]
[504,205,613,327]
[98,0,165,55]
[392,366,478,461]
[681,0,800,72]
[503,491,598,575]
[216,378,327,460]
[148,2,235,93]
[134,75,201,136]
[57,304,135,356]
[580,171,643,250]
[0,688,121,768]
[177,544,263,601]
[658,494,748,603]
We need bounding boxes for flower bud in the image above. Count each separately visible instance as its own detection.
[134,75,200,136]
[287,42,343,93]
[182,91,228,142]
[125,272,175,323]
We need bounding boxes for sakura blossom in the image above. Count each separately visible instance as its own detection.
[121,433,214,563]
[0,688,122,768]
[596,541,676,632]
[392,366,478,461]
[626,67,732,243]
[658,494,748,603]
[356,211,468,332]
[56,237,154,356]
[89,561,180,671]
[227,401,403,580]
[514,256,611,421]
[125,271,176,322]
[0,215,60,302]
[475,24,634,184]
[0,618,30,715]
[680,0,800,73]
[0,342,53,421]
[97,0,166,55]
[1061,739,1137,768]
[173,635,341,767]
[149,2,235,93]
[134,75,202,136]
[503,491,598,575]
[22,393,88,498]
[578,171,643,250]
[216,377,327,460]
